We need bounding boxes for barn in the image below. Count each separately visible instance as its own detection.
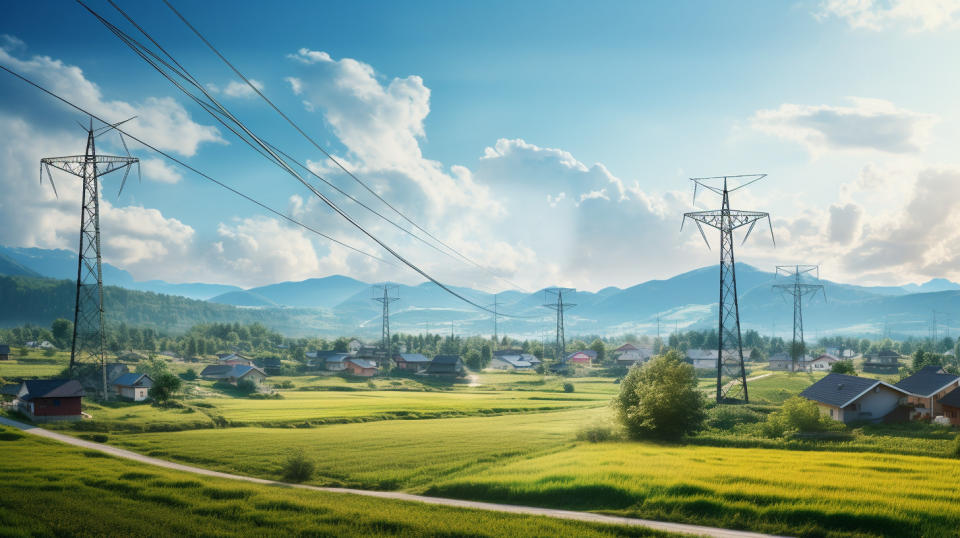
[15,379,85,422]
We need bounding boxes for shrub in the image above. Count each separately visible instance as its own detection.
[706,405,764,430]
[236,379,257,395]
[761,396,844,438]
[273,380,294,389]
[180,369,197,381]
[576,422,618,443]
[281,450,315,483]
[562,382,575,393]
[148,373,182,403]
[612,350,706,441]
[831,360,856,374]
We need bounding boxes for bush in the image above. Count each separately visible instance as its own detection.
[273,380,294,389]
[562,382,575,393]
[281,450,315,483]
[148,373,182,403]
[706,405,765,430]
[761,396,844,438]
[180,369,197,381]
[832,360,856,374]
[366,380,377,389]
[236,379,257,395]
[576,422,618,443]
[612,350,706,441]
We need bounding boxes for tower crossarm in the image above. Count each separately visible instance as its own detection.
[682,210,770,231]
[42,155,138,178]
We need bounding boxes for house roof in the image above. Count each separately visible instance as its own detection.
[20,379,84,400]
[939,387,960,408]
[687,349,718,360]
[566,350,597,360]
[494,355,532,368]
[325,353,350,363]
[0,344,10,354]
[1,384,20,396]
[201,364,232,377]
[493,349,523,357]
[347,358,377,369]
[395,353,430,363]
[113,373,152,387]
[230,365,267,379]
[813,354,840,362]
[431,355,462,364]
[800,373,906,408]
[895,370,960,397]
[615,343,638,352]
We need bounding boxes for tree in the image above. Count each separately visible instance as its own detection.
[831,360,856,375]
[51,318,72,349]
[148,373,182,403]
[464,349,482,370]
[333,337,350,353]
[135,356,170,379]
[480,344,492,367]
[612,350,706,441]
[589,339,607,365]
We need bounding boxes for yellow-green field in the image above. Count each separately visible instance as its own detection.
[0,350,69,378]
[0,425,666,537]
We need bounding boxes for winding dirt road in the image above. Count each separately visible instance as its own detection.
[0,416,782,538]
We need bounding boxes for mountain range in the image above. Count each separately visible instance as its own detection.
[2,245,959,339]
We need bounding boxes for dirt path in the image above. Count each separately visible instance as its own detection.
[0,416,781,538]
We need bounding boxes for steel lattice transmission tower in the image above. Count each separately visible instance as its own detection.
[543,288,576,363]
[41,119,139,400]
[489,293,501,350]
[372,284,400,363]
[682,175,774,403]
[773,265,826,371]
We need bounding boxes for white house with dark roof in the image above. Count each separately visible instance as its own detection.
[112,373,153,401]
[800,373,909,423]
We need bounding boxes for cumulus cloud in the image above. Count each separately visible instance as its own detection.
[751,97,936,155]
[828,203,864,244]
[140,158,182,184]
[816,0,960,31]
[222,79,264,99]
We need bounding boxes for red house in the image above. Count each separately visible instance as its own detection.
[566,350,597,365]
[345,358,379,377]
[16,379,84,422]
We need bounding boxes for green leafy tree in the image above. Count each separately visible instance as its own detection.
[464,349,482,370]
[51,318,73,349]
[831,360,856,375]
[612,349,706,441]
[480,344,492,367]
[589,339,607,364]
[148,373,182,403]
[135,356,170,379]
[333,337,349,353]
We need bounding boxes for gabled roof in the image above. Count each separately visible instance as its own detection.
[686,349,718,360]
[431,355,462,365]
[230,365,267,379]
[494,355,532,368]
[800,373,907,408]
[201,364,232,377]
[566,350,597,360]
[895,370,960,398]
[493,349,524,357]
[939,387,960,408]
[615,343,638,352]
[20,379,84,400]
[394,353,430,363]
[0,344,10,354]
[113,373,152,387]
[916,365,947,375]
[325,353,350,363]
[1,384,20,396]
[347,358,377,369]
[813,354,840,362]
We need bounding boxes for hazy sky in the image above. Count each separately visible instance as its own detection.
[2,0,960,292]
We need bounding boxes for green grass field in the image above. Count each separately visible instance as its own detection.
[0,425,668,537]
[0,350,69,379]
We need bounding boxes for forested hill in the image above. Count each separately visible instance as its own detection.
[0,274,315,334]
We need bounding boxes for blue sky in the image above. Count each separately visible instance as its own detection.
[2,0,960,291]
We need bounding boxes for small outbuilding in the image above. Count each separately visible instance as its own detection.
[393,353,431,371]
[112,373,153,401]
[566,350,597,365]
[800,373,909,423]
[427,355,466,376]
[15,379,85,422]
[345,358,378,377]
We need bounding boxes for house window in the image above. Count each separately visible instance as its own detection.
[53,399,60,406]
[830,409,835,418]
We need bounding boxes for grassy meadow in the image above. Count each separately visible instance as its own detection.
[0,425,668,537]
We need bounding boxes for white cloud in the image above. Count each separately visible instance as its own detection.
[817,0,960,31]
[222,79,264,99]
[827,202,864,244]
[285,76,303,95]
[140,158,182,184]
[751,97,936,155]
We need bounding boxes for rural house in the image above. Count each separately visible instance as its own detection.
[615,344,654,366]
[686,349,718,370]
[427,355,466,376]
[938,387,960,426]
[393,353,431,371]
[201,364,267,385]
[323,353,351,371]
[800,373,909,423]
[0,344,9,360]
[488,354,533,370]
[345,358,378,377]
[807,354,840,372]
[862,350,901,373]
[112,373,153,401]
[566,350,597,365]
[15,379,84,422]
[218,353,254,366]
[894,366,960,419]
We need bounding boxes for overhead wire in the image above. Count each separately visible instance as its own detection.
[78,0,520,317]
[0,63,395,267]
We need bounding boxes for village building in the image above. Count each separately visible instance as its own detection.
[393,353,431,371]
[25,340,55,350]
[894,366,960,419]
[260,357,283,375]
[566,350,597,365]
[938,387,960,426]
[218,353,254,367]
[201,364,267,385]
[112,373,153,402]
[800,373,909,423]
[427,355,466,376]
[808,354,840,372]
[344,358,378,377]
[319,353,350,371]
[767,352,794,371]
[862,350,901,373]
[614,344,654,366]
[0,344,9,360]
[686,349,719,370]
[15,379,84,422]
[488,354,533,370]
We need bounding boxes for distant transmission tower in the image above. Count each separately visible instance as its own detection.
[682,174,774,403]
[41,118,139,400]
[773,265,826,371]
[372,284,400,363]
[489,293,500,350]
[543,288,576,363]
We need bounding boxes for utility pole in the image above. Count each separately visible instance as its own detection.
[773,265,826,372]
[372,284,399,365]
[543,288,576,364]
[682,174,774,403]
[41,118,139,401]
